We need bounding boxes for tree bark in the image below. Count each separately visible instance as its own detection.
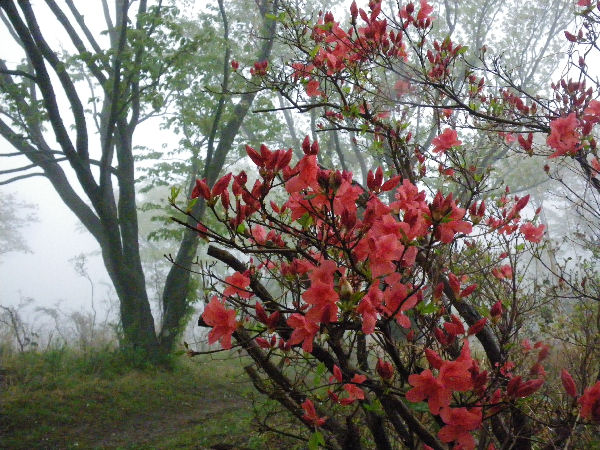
[158,0,279,353]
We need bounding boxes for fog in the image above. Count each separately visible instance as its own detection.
[1,180,108,310]
[1,116,172,329]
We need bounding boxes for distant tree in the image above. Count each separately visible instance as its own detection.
[0,192,36,259]
[0,0,278,362]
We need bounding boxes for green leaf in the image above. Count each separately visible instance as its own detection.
[308,431,325,450]
[407,401,430,412]
[417,301,437,314]
[298,212,313,230]
[169,186,181,203]
[316,362,327,377]
[313,362,327,386]
[236,223,247,234]
[350,290,366,304]
[186,197,197,213]
[309,44,321,59]
[363,399,383,414]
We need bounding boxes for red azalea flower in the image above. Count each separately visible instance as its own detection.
[518,133,533,151]
[439,359,473,392]
[191,178,211,200]
[202,296,238,349]
[467,317,488,336]
[490,300,503,319]
[520,223,545,243]
[357,285,382,334]
[429,192,472,243]
[406,369,450,414]
[302,261,340,323]
[341,380,365,405]
[561,369,577,398]
[579,381,600,422]
[306,78,324,97]
[287,313,319,353]
[407,341,474,413]
[514,378,544,398]
[432,128,462,153]
[376,359,394,380]
[425,348,443,369]
[584,99,600,123]
[546,113,580,158]
[301,399,327,427]
[438,407,482,450]
[436,210,472,243]
[251,225,267,245]
[285,154,319,194]
[417,0,434,21]
[438,340,474,392]
[329,364,343,383]
[223,271,252,298]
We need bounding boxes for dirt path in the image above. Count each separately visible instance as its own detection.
[90,409,207,448]
[88,396,248,449]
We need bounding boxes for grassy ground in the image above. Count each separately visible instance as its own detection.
[0,348,298,449]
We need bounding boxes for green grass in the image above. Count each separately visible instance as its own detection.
[1,348,299,449]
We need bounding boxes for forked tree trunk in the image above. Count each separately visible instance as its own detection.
[159,0,279,353]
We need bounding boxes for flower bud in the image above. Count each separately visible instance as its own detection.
[376,359,394,380]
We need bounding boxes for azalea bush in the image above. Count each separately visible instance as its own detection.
[175,1,600,448]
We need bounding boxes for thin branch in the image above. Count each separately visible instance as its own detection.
[44,0,107,85]
[0,172,46,185]
[0,67,36,82]
[204,0,232,178]
[0,158,67,174]
[18,1,90,161]
[64,0,105,57]
[0,9,23,47]
[101,0,115,43]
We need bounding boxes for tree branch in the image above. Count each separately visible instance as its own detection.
[44,0,107,85]
[0,66,36,81]
[18,1,90,162]
[0,172,46,185]
[64,0,105,58]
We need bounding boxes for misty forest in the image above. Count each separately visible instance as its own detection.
[1,0,600,448]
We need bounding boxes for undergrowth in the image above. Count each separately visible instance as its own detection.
[0,347,299,449]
